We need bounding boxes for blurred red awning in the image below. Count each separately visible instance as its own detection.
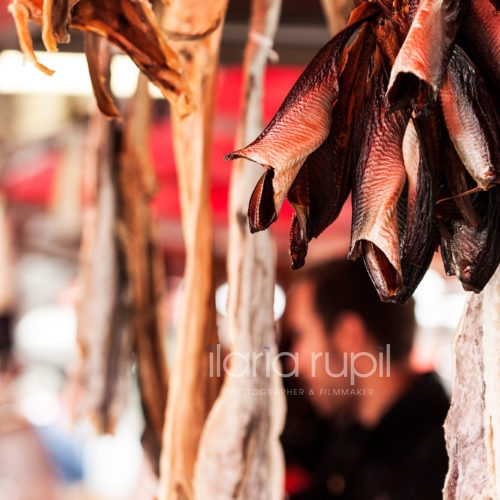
[1,64,352,256]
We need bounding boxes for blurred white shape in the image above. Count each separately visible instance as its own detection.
[19,390,60,427]
[414,268,445,300]
[274,284,286,321]
[82,415,143,499]
[413,269,466,329]
[110,56,162,98]
[0,51,91,95]
[215,282,286,321]
[15,306,77,366]
[0,50,163,98]
[214,282,228,317]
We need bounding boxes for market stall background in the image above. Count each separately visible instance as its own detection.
[0,1,465,498]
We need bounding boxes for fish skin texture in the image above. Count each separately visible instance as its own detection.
[247,168,277,233]
[440,46,500,189]
[387,0,467,113]
[227,2,381,233]
[440,186,500,292]
[221,0,500,300]
[458,0,500,94]
[437,112,482,227]
[349,51,408,301]
[397,116,439,304]
[286,24,376,268]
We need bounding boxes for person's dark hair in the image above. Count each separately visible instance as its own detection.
[298,258,416,362]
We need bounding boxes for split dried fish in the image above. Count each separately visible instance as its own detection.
[287,23,375,269]
[227,0,500,302]
[458,0,500,94]
[226,2,382,236]
[440,47,500,189]
[9,0,193,116]
[387,0,466,113]
[349,49,407,301]
[440,186,500,292]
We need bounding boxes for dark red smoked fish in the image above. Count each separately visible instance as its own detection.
[387,0,467,113]
[349,50,408,301]
[440,46,500,189]
[458,0,500,94]
[225,0,500,300]
[226,2,381,235]
[286,24,376,269]
[440,186,500,292]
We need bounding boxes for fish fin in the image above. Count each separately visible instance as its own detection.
[289,209,309,270]
[71,0,193,116]
[84,32,121,120]
[439,186,500,292]
[248,169,277,233]
[362,243,403,302]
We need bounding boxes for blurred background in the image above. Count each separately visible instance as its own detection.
[0,1,464,498]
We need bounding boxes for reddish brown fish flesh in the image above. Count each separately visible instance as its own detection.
[227,0,500,302]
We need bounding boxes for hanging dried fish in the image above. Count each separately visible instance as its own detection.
[73,38,168,462]
[443,290,489,498]
[438,125,481,227]
[226,2,381,235]
[74,106,133,434]
[84,32,121,120]
[116,72,169,473]
[444,266,500,498]
[458,0,500,95]
[157,1,228,498]
[9,0,193,116]
[71,40,130,433]
[440,187,500,292]
[287,23,375,269]
[386,0,467,113]
[226,0,500,302]
[397,115,439,303]
[349,50,408,301]
[193,0,285,497]
[440,47,500,189]
[42,0,79,50]
[9,0,54,75]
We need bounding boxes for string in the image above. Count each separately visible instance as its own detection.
[248,29,279,63]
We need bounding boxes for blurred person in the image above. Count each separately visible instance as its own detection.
[281,258,449,500]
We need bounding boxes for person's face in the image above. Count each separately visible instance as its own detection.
[285,281,352,417]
